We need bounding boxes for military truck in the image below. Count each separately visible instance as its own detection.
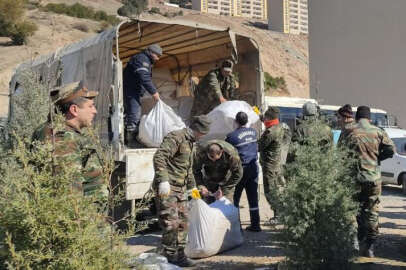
[8,18,265,214]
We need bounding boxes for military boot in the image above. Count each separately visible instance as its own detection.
[246,209,262,232]
[125,128,138,148]
[170,250,197,268]
[359,241,374,258]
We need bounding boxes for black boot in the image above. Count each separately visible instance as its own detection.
[359,241,374,258]
[125,128,138,148]
[169,250,197,268]
[246,209,261,232]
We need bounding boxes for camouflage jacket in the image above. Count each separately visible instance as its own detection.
[193,140,243,200]
[32,122,107,198]
[337,121,357,147]
[346,119,394,183]
[191,68,236,116]
[258,123,291,172]
[292,116,333,146]
[153,128,196,190]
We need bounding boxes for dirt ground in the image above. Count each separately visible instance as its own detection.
[126,184,406,269]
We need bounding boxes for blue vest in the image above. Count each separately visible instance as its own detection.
[226,127,258,165]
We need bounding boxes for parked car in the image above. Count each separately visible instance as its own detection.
[380,128,406,194]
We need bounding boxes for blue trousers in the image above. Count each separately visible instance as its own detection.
[124,94,142,131]
[233,161,259,210]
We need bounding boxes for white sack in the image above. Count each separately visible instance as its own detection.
[138,100,186,147]
[202,100,261,141]
[185,197,243,258]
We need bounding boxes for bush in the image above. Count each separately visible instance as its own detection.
[1,71,144,269]
[42,3,120,26]
[117,0,148,18]
[73,22,90,32]
[0,0,37,45]
[264,71,287,92]
[277,121,358,269]
[149,7,161,14]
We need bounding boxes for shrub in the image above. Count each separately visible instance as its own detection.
[276,121,358,269]
[0,0,37,45]
[117,0,148,18]
[264,71,287,92]
[73,22,90,32]
[42,3,120,26]
[149,7,161,14]
[1,71,144,269]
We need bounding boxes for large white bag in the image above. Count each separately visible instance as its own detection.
[138,100,186,147]
[202,100,261,141]
[185,197,243,258]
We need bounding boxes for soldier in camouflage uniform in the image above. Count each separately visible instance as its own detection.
[346,106,394,257]
[292,102,333,147]
[152,115,211,267]
[193,140,243,204]
[190,60,236,117]
[337,104,356,146]
[32,81,108,201]
[258,107,291,223]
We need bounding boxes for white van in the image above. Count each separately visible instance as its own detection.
[380,128,406,194]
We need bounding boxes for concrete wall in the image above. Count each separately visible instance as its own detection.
[268,0,284,32]
[309,0,406,128]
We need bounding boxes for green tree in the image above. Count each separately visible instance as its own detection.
[117,0,148,18]
[277,121,358,269]
[264,71,287,93]
[0,71,143,269]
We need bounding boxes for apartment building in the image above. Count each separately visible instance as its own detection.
[268,0,308,34]
[192,0,267,19]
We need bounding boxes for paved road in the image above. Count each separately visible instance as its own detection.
[126,184,406,269]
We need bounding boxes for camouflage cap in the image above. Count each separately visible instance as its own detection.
[50,81,98,105]
[264,106,280,120]
[221,60,234,72]
[302,102,317,116]
[190,115,211,134]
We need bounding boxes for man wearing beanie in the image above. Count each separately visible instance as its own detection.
[336,104,355,146]
[152,115,211,267]
[258,106,291,225]
[292,102,333,146]
[345,106,394,257]
[226,111,261,232]
[123,44,163,147]
[190,59,236,117]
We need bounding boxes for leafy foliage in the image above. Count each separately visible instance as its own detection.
[0,0,37,45]
[42,3,120,26]
[117,0,148,18]
[264,71,287,93]
[277,121,358,269]
[0,71,144,269]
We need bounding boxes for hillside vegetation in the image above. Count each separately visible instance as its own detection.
[0,0,308,117]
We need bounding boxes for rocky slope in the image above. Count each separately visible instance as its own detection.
[0,1,308,117]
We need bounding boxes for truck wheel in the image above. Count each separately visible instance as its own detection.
[401,174,406,195]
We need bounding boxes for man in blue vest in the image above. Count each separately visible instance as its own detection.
[226,111,261,232]
[123,44,162,146]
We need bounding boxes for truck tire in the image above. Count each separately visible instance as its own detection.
[401,174,406,195]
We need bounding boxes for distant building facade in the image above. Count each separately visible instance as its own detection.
[268,0,308,34]
[192,0,267,20]
[309,0,406,128]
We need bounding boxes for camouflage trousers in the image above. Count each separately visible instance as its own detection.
[262,169,285,216]
[156,187,188,261]
[356,181,381,245]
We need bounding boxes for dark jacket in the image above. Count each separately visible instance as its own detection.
[123,50,157,98]
[225,127,258,165]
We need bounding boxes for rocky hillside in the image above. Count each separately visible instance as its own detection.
[0,0,308,117]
